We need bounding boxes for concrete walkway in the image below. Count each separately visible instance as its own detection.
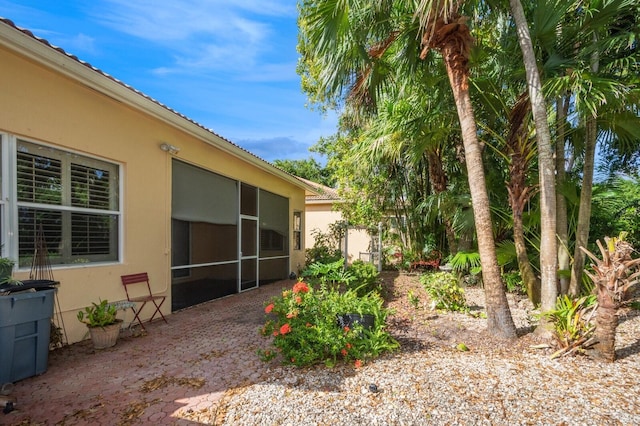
[4,281,288,425]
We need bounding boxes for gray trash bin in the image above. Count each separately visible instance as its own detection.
[0,288,56,383]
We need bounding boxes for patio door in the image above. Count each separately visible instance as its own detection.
[239,183,258,291]
[240,217,258,291]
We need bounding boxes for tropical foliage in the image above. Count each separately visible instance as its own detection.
[259,274,398,367]
[420,272,468,313]
[541,294,598,359]
[292,0,640,344]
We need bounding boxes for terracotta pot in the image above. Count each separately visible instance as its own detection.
[87,320,122,349]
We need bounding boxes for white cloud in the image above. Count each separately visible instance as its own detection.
[237,136,314,162]
[66,33,97,55]
[93,0,296,75]
[237,62,298,82]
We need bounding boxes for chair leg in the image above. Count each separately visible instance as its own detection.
[148,298,168,324]
[130,303,147,331]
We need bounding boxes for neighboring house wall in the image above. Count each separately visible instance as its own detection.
[0,21,308,344]
[305,198,374,266]
[305,202,342,248]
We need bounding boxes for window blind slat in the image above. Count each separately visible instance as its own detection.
[17,152,63,205]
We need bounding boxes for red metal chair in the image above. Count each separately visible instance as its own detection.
[120,273,167,331]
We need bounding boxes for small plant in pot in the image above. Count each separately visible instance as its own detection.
[77,299,122,349]
[0,257,15,284]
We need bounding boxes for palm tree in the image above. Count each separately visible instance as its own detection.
[356,82,465,255]
[472,77,542,305]
[509,0,558,325]
[580,236,640,361]
[415,1,517,337]
[531,0,640,295]
[505,93,541,304]
[298,0,517,338]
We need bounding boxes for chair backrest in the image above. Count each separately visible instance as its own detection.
[121,272,152,300]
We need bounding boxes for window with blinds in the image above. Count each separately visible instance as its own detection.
[293,211,302,251]
[16,140,120,266]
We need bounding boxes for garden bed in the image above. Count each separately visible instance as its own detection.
[217,271,640,425]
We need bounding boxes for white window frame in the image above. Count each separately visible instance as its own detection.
[2,134,123,269]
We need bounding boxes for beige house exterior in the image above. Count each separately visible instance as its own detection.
[301,179,377,265]
[0,18,313,344]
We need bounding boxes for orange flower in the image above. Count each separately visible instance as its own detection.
[306,322,312,327]
[295,296,302,304]
[354,359,362,368]
[292,281,309,294]
[341,349,347,356]
[265,303,274,314]
[343,326,350,333]
[273,331,279,336]
[280,323,292,335]
[346,343,352,349]
[286,311,298,319]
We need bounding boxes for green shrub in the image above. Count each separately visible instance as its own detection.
[407,290,420,309]
[305,225,344,265]
[259,280,398,367]
[346,260,381,296]
[420,271,468,312]
[302,259,353,290]
[449,251,481,275]
[77,299,118,327]
[540,294,597,349]
[502,270,525,294]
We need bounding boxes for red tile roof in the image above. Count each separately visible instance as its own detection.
[296,177,340,201]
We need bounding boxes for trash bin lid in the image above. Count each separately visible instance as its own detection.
[0,279,59,293]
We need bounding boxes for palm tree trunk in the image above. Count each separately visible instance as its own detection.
[510,0,558,321]
[593,292,618,362]
[581,238,640,362]
[569,115,597,294]
[441,42,517,340]
[569,41,600,295]
[513,208,541,304]
[427,150,458,253]
[556,96,571,295]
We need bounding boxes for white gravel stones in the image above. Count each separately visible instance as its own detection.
[220,276,640,425]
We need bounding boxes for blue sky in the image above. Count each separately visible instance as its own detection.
[0,0,337,162]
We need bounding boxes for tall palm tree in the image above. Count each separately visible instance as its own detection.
[298,0,517,338]
[509,0,558,329]
[415,1,517,337]
[556,95,572,294]
[533,0,640,295]
[506,93,541,304]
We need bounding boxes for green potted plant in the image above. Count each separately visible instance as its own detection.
[77,299,121,349]
[0,257,15,284]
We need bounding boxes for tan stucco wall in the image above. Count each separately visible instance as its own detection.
[0,44,306,344]
[305,202,373,264]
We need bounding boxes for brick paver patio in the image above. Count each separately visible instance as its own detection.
[4,281,288,425]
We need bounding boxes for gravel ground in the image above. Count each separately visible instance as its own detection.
[215,272,640,426]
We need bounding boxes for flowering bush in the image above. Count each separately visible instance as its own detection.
[259,280,398,367]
